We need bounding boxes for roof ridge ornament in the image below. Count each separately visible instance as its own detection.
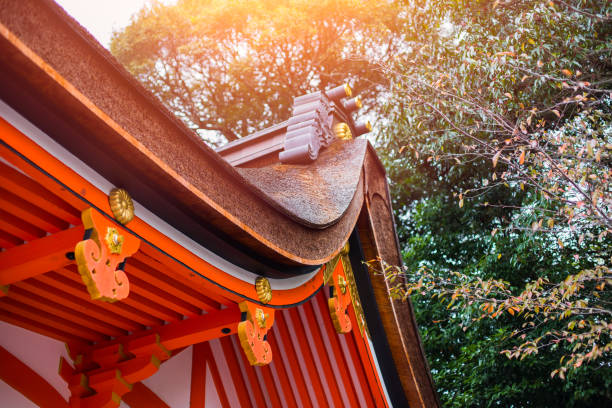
[278,83,371,164]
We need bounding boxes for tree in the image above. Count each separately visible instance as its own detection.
[111,0,401,144]
[376,0,611,405]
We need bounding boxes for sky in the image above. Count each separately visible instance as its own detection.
[55,0,151,48]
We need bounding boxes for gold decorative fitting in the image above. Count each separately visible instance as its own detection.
[343,83,352,97]
[255,308,268,329]
[105,227,124,254]
[355,96,363,109]
[337,275,347,294]
[109,188,135,225]
[334,122,353,140]
[365,121,373,132]
[255,276,272,304]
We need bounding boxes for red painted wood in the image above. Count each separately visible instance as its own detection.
[0,208,45,241]
[313,293,361,407]
[266,334,299,407]
[0,297,107,341]
[232,335,268,408]
[0,346,69,408]
[123,382,170,408]
[301,302,345,407]
[0,225,82,286]
[273,311,314,407]
[16,279,141,331]
[219,337,253,408]
[190,342,206,408]
[200,342,231,408]
[7,286,125,337]
[287,307,330,407]
[0,308,88,347]
[0,187,68,232]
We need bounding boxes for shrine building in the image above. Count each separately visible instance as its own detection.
[0,0,438,407]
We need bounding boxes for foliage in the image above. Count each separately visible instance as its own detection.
[111,0,400,144]
[377,0,612,405]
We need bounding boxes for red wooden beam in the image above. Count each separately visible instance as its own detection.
[0,346,69,408]
[37,272,154,328]
[123,382,170,408]
[0,229,22,248]
[190,342,206,408]
[0,225,83,285]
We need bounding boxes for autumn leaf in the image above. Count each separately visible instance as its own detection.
[492,149,502,167]
[519,150,525,165]
[561,69,572,77]
[552,109,561,118]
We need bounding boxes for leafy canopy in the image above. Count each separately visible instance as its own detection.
[111,0,400,143]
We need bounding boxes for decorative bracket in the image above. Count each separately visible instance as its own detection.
[75,208,140,302]
[237,301,275,366]
[325,243,369,336]
[59,334,171,408]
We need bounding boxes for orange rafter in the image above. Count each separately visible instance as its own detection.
[0,308,88,347]
[0,160,80,224]
[0,225,82,286]
[0,346,69,408]
[0,208,45,241]
[39,271,160,327]
[0,187,68,232]
[0,297,107,342]
[0,229,21,248]
[54,267,180,324]
[6,285,125,337]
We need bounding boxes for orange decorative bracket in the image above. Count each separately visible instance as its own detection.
[325,243,368,336]
[237,301,275,366]
[75,208,140,302]
[327,253,353,334]
[59,334,171,408]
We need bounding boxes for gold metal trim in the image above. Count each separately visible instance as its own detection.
[334,122,353,140]
[255,276,272,304]
[108,188,135,225]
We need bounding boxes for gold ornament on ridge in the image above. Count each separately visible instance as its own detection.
[255,276,272,304]
[109,188,135,224]
[334,122,353,140]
